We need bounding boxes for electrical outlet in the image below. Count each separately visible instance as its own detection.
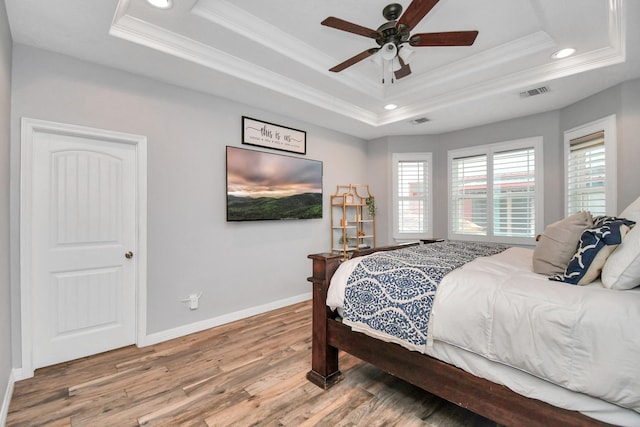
[182,292,202,310]
[188,293,199,310]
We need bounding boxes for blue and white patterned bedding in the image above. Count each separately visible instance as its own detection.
[328,244,640,422]
[342,241,507,352]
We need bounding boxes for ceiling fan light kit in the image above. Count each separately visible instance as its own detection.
[398,46,414,62]
[322,0,479,82]
[381,42,398,61]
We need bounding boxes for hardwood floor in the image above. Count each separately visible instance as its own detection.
[7,301,498,426]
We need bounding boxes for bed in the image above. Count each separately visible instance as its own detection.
[306,238,640,427]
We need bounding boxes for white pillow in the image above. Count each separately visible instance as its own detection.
[620,195,640,222]
[602,225,640,290]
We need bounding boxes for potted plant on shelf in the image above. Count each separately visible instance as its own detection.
[365,197,376,218]
[338,235,352,246]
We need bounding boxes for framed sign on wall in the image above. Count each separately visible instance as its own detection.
[242,116,306,155]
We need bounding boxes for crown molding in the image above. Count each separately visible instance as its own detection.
[110,0,626,128]
[387,31,556,100]
[109,9,378,125]
[381,44,626,125]
[380,0,626,124]
[191,0,384,99]
[609,0,626,57]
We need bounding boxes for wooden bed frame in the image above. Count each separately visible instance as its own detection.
[307,243,613,427]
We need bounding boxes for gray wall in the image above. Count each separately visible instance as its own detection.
[9,45,367,360]
[5,38,640,379]
[618,79,640,210]
[373,81,640,245]
[0,0,11,417]
[560,79,640,212]
[367,135,439,245]
[436,111,562,235]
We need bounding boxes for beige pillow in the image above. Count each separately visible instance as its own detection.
[532,211,593,276]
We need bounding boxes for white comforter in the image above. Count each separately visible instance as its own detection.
[328,246,640,413]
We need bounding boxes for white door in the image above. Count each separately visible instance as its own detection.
[27,122,140,369]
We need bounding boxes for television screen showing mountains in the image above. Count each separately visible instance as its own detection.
[226,146,323,221]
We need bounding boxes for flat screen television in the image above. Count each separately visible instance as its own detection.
[226,146,323,221]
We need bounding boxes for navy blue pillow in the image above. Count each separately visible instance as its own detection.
[550,216,635,285]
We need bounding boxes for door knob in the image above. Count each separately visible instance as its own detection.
[125,251,134,259]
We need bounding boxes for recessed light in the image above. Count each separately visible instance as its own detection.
[551,48,576,59]
[384,104,398,110]
[146,0,172,9]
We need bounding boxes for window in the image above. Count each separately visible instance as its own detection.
[493,147,536,237]
[564,115,616,216]
[392,153,432,240]
[450,154,487,236]
[448,137,543,244]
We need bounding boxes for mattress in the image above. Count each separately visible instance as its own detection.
[327,246,640,426]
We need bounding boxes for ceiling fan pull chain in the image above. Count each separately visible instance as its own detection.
[387,60,390,84]
[391,57,395,84]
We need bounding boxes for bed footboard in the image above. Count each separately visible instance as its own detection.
[306,243,419,389]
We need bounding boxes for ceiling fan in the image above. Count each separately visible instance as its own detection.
[321,0,478,80]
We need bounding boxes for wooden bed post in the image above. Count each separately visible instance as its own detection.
[306,252,344,389]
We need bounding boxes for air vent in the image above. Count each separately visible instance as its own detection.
[410,117,430,124]
[520,86,550,98]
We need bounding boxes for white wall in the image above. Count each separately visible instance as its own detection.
[0,0,12,421]
[9,45,368,361]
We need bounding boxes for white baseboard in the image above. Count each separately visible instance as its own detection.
[1,369,16,427]
[139,292,311,347]
[11,366,31,382]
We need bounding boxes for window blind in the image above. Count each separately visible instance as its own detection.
[493,148,536,237]
[451,154,487,235]
[397,160,428,233]
[567,131,605,215]
[449,137,541,243]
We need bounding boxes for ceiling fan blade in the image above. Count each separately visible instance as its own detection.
[409,31,479,46]
[394,56,412,80]
[321,16,380,39]
[397,0,440,32]
[329,48,379,72]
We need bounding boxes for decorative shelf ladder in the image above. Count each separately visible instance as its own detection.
[330,184,376,260]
